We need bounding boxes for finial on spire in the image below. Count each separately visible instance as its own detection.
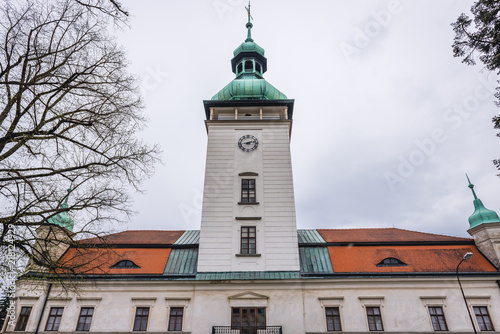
[466,173,478,200]
[63,183,73,207]
[244,1,254,42]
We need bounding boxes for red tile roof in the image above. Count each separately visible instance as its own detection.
[78,230,184,245]
[318,228,471,243]
[58,247,172,275]
[327,245,497,273]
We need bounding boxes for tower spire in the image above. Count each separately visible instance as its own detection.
[245,1,253,42]
[466,175,500,229]
[466,173,478,200]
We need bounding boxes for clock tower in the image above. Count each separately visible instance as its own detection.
[197,5,300,272]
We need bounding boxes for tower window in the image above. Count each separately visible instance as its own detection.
[244,60,253,71]
[255,62,261,73]
[110,260,140,268]
[237,63,243,75]
[376,257,407,267]
[241,179,256,203]
[241,227,256,255]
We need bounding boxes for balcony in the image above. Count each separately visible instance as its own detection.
[212,326,283,334]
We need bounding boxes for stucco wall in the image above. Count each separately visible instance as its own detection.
[7,277,500,334]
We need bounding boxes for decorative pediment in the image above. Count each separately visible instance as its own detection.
[228,291,269,300]
[228,291,269,307]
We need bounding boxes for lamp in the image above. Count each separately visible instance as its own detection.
[456,252,477,334]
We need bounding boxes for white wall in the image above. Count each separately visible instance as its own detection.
[8,276,500,334]
[198,120,300,272]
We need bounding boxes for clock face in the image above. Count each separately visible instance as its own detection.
[238,135,259,152]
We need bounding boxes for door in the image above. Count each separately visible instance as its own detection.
[231,307,266,333]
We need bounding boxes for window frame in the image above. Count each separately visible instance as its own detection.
[168,307,183,331]
[366,306,384,331]
[45,307,64,331]
[325,306,342,331]
[376,257,408,267]
[241,179,256,203]
[474,306,495,331]
[76,307,94,332]
[240,226,256,255]
[14,306,32,331]
[110,260,140,269]
[428,306,448,331]
[231,307,266,329]
[133,307,149,331]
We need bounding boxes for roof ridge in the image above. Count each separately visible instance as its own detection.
[316,227,471,240]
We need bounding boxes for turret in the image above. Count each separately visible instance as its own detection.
[28,186,75,272]
[466,175,500,269]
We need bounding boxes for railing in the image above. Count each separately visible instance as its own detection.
[212,326,283,334]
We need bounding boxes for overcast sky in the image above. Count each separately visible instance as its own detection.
[115,0,500,238]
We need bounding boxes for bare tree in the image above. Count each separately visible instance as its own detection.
[0,0,160,281]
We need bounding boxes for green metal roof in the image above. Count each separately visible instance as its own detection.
[298,230,326,244]
[212,76,287,101]
[299,247,334,274]
[233,41,265,57]
[163,248,198,275]
[195,271,301,281]
[174,230,200,245]
[467,176,500,229]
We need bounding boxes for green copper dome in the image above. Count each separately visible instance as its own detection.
[47,186,74,232]
[212,75,287,100]
[466,175,500,229]
[233,41,265,57]
[211,2,286,101]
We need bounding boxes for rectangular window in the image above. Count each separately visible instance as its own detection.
[429,306,448,331]
[76,307,94,331]
[325,307,341,331]
[474,306,494,331]
[133,307,149,331]
[366,307,383,331]
[168,307,183,331]
[231,307,266,329]
[241,179,256,203]
[15,307,32,331]
[45,307,64,331]
[241,227,256,255]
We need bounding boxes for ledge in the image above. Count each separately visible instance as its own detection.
[239,172,259,176]
[238,202,259,205]
[235,254,261,257]
[235,217,262,220]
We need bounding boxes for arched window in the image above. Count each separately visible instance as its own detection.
[110,260,140,268]
[255,62,261,74]
[237,63,243,75]
[244,60,253,71]
[376,257,407,267]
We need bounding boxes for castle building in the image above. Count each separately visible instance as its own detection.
[3,5,500,334]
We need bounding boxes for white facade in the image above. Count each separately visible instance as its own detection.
[6,276,500,334]
[198,105,300,272]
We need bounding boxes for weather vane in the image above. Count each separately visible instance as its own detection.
[245,1,253,21]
